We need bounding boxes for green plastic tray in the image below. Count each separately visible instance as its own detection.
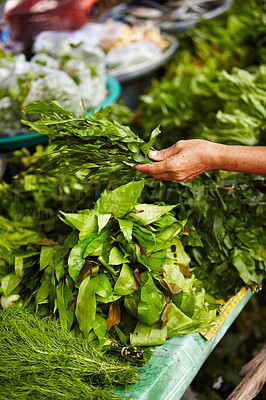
[0,76,121,151]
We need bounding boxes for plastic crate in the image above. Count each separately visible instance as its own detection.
[4,0,100,43]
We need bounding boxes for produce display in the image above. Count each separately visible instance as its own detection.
[1,103,264,344]
[0,0,266,398]
[99,0,234,32]
[99,20,171,51]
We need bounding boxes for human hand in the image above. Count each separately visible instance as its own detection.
[135,139,218,182]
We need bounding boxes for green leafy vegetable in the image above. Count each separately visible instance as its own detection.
[21,101,159,180]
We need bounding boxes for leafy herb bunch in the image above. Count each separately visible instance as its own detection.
[141,174,266,300]
[0,306,138,400]
[138,64,266,149]
[22,101,160,180]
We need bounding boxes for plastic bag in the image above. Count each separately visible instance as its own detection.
[23,70,84,116]
[32,30,73,55]
[106,40,161,71]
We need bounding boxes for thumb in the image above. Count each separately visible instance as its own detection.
[148,143,179,161]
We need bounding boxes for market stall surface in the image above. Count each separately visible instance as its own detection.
[113,286,254,400]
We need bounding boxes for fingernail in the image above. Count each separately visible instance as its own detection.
[149,150,158,157]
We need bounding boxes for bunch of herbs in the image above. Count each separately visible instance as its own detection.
[140,173,266,300]
[21,101,160,180]
[137,63,266,149]
[0,306,138,400]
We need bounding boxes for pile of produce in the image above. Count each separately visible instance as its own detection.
[0,306,138,400]
[136,63,266,149]
[1,104,219,347]
[1,103,264,346]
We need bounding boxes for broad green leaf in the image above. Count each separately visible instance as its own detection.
[153,213,178,229]
[132,225,156,248]
[95,273,113,298]
[173,238,191,266]
[236,230,264,255]
[166,303,194,337]
[97,214,111,233]
[93,313,106,340]
[156,222,184,242]
[68,235,96,283]
[117,218,133,242]
[56,281,74,331]
[188,231,204,247]
[179,292,196,318]
[96,293,121,304]
[140,125,161,155]
[138,250,166,273]
[94,181,145,218]
[191,289,206,319]
[59,210,98,235]
[161,262,186,293]
[55,259,66,283]
[40,246,54,271]
[114,264,136,296]
[130,321,167,346]
[64,230,79,249]
[35,276,51,305]
[128,203,177,225]
[138,271,164,326]
[83,230,110,258]
[124,291,140,319]
[213,213,226,251]
[230,249,261,285]
[1,272,21,297]
[109,247,129,265]
[75,275,98,337]
[14,256,24,278]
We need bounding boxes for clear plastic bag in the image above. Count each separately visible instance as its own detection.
[106,40,161,71]
[23,70,84,116]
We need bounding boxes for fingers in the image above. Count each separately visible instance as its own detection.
[135,158,170,176]
[148,142,181,161]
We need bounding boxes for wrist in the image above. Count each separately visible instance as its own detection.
[201,141,225,171]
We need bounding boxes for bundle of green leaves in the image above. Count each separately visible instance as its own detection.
[0,180,218,347]
[0,306,138,400]
[140,173,266,299]
[137,63,266,149]
[21,101,160,180]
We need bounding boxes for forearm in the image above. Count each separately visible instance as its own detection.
[210,144,266,176]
